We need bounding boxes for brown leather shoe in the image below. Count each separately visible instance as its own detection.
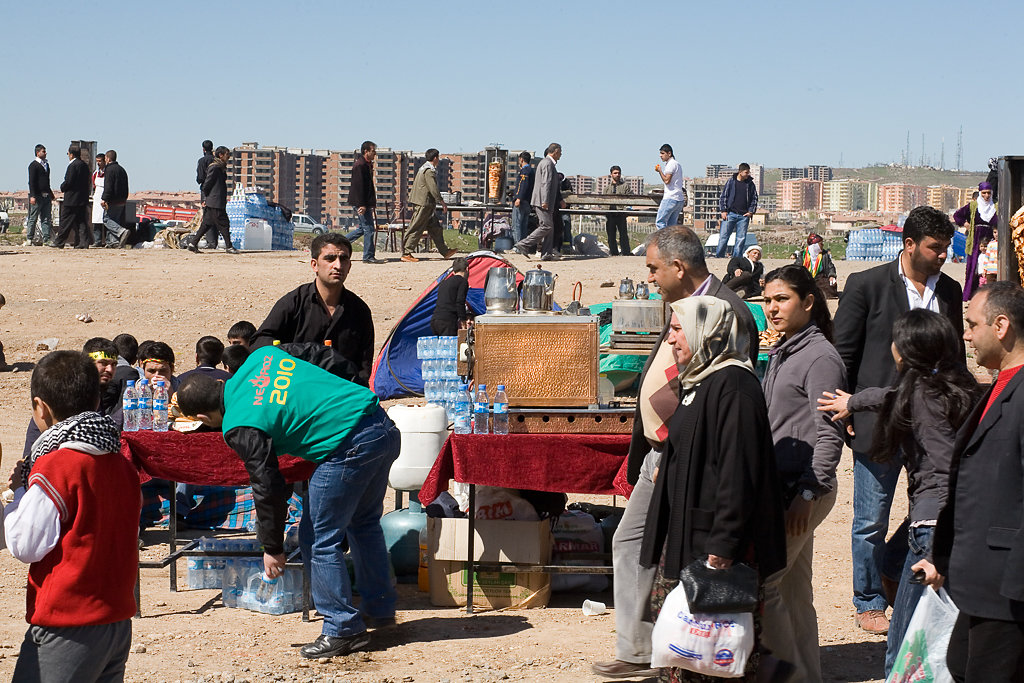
[591,659,657,679]
[443,249,458,259]
[855,609,889,634]
[401,254,420,263]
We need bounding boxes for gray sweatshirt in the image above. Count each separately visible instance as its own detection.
[762,324,847,496]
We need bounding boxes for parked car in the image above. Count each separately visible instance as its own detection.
[704,231,759,257]
[292,213,326,235]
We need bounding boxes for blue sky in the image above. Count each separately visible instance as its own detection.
[2,0,1020,191]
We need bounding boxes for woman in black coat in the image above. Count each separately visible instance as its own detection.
[640,295,786,683]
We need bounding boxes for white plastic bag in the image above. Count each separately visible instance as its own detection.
[885,587,959,683]
[651,581,753,678]
[473,486,539,521]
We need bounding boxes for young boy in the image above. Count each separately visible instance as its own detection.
[4,350,141,681]
[227,320,257,349]
[221,343,250,376]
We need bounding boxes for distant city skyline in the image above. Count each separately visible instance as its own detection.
[1,0,1019,192]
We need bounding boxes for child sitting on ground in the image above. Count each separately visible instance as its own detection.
[4,350,141,681]
[227,320,257,349]
[222,343,250,376]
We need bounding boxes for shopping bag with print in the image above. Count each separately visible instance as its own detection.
[651,581,753,678]
[885,587,958,683]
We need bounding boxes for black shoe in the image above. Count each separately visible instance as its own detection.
[224,247,240,254]
[118,230,132,248]
[47,242,63,249]
[300,632,371,659]
[540,252,561,261]
[362,614,396,630]
[187,243,200,253]
[512,244,530,259]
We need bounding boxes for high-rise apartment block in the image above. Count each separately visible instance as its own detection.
[690,177,728,228]
[926,185,964,213]
[775,178,823,212]
[780,165,833,182]
[594,175,645,194]
[878,183,927,214]
[567,175,595,194]
[822,179,878,212]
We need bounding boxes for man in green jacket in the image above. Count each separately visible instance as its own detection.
[402,148,457,262]
[177,346,401,659]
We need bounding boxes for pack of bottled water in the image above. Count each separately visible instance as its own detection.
[226,186,294,250]
[222,557,304,614]
[186,537,263,590]
[417,336,461,419]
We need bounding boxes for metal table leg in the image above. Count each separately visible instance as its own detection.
[466,483,476,614]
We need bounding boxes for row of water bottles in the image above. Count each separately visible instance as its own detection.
[223,557,304,615]
[122,379,170,432]
[452,384,509,435]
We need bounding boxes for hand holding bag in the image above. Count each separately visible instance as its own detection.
[885,587,959,683]
[679,559,759,613]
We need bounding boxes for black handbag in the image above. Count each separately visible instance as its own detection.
[678,559,759,613]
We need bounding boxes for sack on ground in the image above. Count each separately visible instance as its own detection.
[885,587,958,683]
[651,582,753,678]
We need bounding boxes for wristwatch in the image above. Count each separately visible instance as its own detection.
[800,489,816,502]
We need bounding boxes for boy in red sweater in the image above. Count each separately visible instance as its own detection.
[4,350,141,682]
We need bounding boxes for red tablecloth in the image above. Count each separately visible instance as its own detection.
[419,433,634,504]
[121,430,316,486]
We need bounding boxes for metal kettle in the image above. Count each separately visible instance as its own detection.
[522,266,558,313]
[484,267,518,313]
[618,278,635,299]
[635,282,650,299]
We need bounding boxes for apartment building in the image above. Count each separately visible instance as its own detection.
[227,143,296,206]
[594,175,645,194]
[567,175,595,194]
[878,183,927,214]
[705,163,765,194]
[926,185,964,213]
[822,179,878,212]
[775,178,823,212]
[780,165,834,182]
[690,177,728,228]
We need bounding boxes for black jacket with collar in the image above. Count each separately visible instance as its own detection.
[202,161,228,209]
[60,158,91,206]
[348,155,376,209]
[832,258,964,452]
[626,275,760,484]
[28,159,52,198]
[933,369,1024,621]
[101,161,129,204]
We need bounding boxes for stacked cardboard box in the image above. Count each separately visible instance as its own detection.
[427,517,552,609]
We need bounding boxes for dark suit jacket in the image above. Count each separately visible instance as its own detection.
[639,365,786,578]
[626,275,760,483]
[60,158,91,206]
[832,259,964,452]
[101,161,129,204]
[202,162,228,209]
[933,370,1024,621]
[28,159,52,198]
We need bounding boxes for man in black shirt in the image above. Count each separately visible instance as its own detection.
[253,233,374,385]
[190,146,238,254]
[196,140,214,202]
[431,257,470,335]
[26,144,54,246]
[51,144,92,249]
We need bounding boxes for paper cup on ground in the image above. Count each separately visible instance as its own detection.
[582,599,606,616]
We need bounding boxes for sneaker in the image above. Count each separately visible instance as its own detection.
[21,241,31,247]
[443,249,458,259]
[591,660,657,679]
[299,632,371,659]
[540,252,561,261]
[512,245,531,259]
[224,247,240,255]
[401,254,420,263]
[118,230,132,248]
[855,609,889,634]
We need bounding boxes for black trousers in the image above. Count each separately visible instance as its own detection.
[430,317,459,336]
[947,612,1024,682]
[194,207,233,249]
[54,204,91,248]
[605,215,629,255]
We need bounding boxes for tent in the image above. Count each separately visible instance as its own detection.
[370,251,526,399]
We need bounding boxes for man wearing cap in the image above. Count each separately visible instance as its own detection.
[792,233,838,298]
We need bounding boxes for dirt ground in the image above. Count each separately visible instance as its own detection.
[0,240,966,683]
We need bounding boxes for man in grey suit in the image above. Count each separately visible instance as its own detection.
[513,142,562,261]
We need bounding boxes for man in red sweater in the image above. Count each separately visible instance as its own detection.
[4,350,141,682]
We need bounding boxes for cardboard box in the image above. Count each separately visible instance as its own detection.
[427,517,552,609]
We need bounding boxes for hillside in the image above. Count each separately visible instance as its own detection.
[831,165,986,188]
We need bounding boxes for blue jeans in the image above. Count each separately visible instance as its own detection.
[26,197,53,243]
[655,198,685,230]
[851,450,903,613]
[885,525,934,676]
[512,204,532,242]
[298,407,400,637]
[716,212,750,258]
[344,212,376,260]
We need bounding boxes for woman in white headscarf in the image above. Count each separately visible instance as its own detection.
[640,296,786,683]
[954,181,998,301]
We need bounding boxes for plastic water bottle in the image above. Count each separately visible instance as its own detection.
[472,384,490,434]
[152,381,169,432]
[122,380,139,432]
[255,572,279,603]
[453,383,472,434]
[492,385,509,435]
[137,379,152,430]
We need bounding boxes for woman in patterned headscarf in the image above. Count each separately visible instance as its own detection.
[640,296,786,683]
[953,181,998,300]
[791,233,838,298]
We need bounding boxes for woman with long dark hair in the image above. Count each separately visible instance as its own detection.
[759,264,846,682]
[819,309,980,677]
